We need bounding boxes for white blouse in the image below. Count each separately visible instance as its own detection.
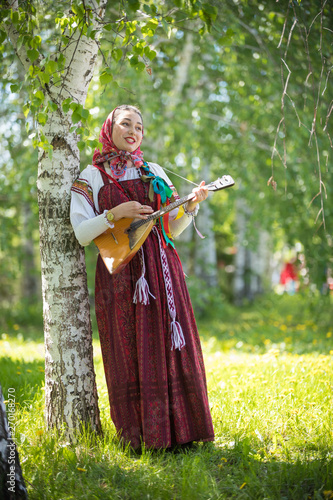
[70,162,198,247]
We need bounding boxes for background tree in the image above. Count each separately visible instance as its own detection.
[1,0,107,434]
[0,0,331,435]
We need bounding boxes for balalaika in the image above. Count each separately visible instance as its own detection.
[94,175,235,274]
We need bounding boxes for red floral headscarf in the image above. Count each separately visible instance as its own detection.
[92,106,144,178]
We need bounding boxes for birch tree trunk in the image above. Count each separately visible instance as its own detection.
[4,1,106,434]
[234,196,271,304]
[149,32,195,161]
[233,196,249,305]
[21,203,39,303]
[194,163,218,288]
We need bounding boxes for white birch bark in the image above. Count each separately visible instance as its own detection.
[5,1,106,433]
[233,196,248,305]
[148,32,195,161]
[21,203,39,302]
[234,196,272,303]
[194,163,218,287]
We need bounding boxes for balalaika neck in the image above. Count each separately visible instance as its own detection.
[131,192,195,230]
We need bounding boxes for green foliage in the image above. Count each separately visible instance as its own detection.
[0,0,332,309]
[198,292,333,355]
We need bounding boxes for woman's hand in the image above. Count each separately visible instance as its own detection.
[111,201,154,221]
[186,181,208,213]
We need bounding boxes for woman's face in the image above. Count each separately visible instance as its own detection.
[112,109,143,153]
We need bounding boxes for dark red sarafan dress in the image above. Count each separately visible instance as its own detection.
[95,168,214,449]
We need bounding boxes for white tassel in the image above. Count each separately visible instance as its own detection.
[171,320,186,351]
[133,275,155,305]
[133,247,155,305]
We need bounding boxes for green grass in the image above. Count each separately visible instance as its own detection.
[1,293,333,499]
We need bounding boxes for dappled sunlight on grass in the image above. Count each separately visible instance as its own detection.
[0,292,332,499]
[198,293,333,355]
[205,350,333,460]
[1,332,44,361]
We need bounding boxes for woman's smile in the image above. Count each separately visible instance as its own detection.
[112,109,143,152]
[125,137,135,144]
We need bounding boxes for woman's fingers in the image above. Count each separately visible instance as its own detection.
[137,206,154,218]
[191,181,208,203]
[111,201,153,220]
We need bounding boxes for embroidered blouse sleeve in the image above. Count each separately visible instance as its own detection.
[148,163,199,239]
[70,168,113,247]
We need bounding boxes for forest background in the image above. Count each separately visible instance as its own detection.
[0,0,332,326]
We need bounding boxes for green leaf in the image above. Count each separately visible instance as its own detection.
[141,18,159,38]
[112,48,123,62]
[39,72,50,84]
[126,20,137,35]
[81,109,89,120]
[69,102,79,111]
[88,139,99,149]
[161,19,172,39]
[71,2,85,17]
[72,112,81,124]
[117,20,124,33]
[122,33,134,46]
[10,10,19,25]
[128,0,140,11]
[77,141,86,151]
[16,35,25,52]
[100,72,113,86]
[199,26,206,37]
[45,60,58,74]
[0,30,6,45]
[129,55,139,67]
[31,35,42,48]
[89,29,98,40]
[23,104,30,117]
[37,112,48,125]
[133,42,144,56]
[27,49,39,63]
[35,90,44,100]
[10,84,20,93]
[144,46,156,61]
[62,98,71,113]
[48,101,58,112]
[134,62,145,72]
[202,3,218,22]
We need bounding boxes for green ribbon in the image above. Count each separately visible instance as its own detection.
[159,219,175,248]
[140,163,175,247]
[140,164,173,203]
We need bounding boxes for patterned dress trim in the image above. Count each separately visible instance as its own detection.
[71,178,96,213]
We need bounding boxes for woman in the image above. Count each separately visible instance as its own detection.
[70,105,214,450]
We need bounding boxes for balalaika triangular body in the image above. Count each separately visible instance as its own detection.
[94,174,235,274]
